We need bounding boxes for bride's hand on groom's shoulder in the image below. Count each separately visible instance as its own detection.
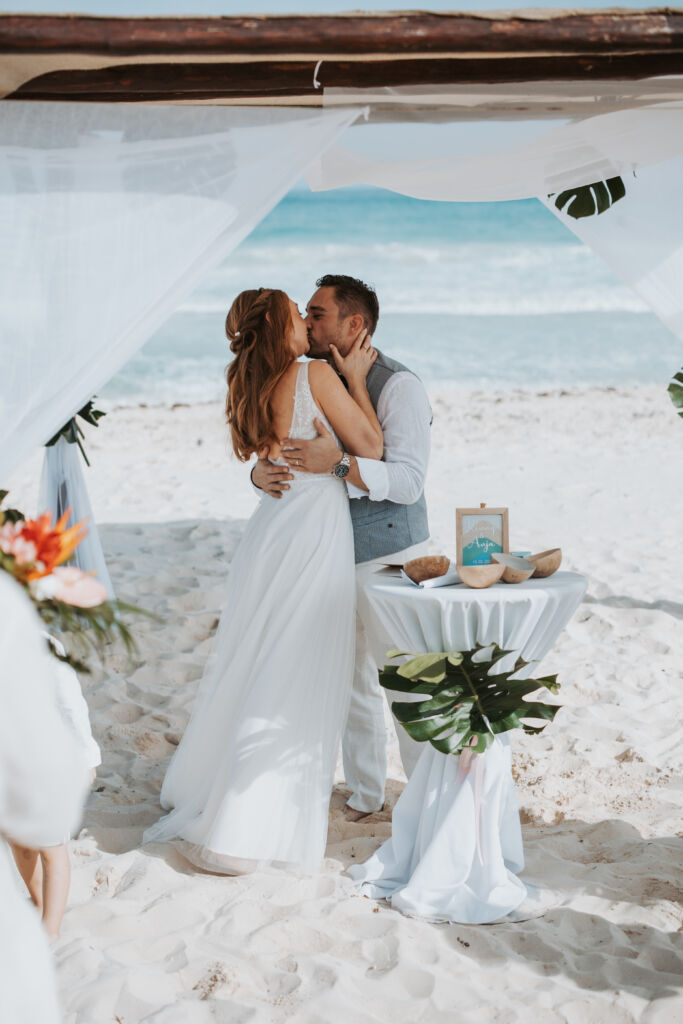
[251,446,294,498]
[330,329,377,389]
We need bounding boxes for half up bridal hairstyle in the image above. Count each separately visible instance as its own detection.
[225,288,294,461]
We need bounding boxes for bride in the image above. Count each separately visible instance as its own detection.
[144,287,382,874]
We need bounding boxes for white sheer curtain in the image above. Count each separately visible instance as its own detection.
[543,156,683,345]
[307,105,683,201]
[307,102,683,348]
[38,438,115,600]
[0,102,360,485]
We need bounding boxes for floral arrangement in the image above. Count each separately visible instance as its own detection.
[379,643,561,756]
[0,490,144,672]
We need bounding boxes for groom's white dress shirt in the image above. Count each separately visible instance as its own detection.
[347,371,432,506]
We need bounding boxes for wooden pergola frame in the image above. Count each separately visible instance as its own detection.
[1,9,682,113]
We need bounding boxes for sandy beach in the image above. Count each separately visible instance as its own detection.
[5,382,683,1023]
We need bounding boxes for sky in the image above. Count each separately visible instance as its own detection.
[2,1,662,13]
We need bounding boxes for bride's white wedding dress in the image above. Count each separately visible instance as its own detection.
[144,362,356,873]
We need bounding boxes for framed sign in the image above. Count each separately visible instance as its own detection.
[456,506,509,566]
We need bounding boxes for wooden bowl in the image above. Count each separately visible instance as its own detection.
[456,563,505,589]
[528,548,562,578]
[403,555,450,584]
[491,553,535,584]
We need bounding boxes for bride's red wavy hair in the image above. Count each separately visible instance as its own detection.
[225,288,293,461]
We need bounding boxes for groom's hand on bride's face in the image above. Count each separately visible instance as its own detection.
[251,447,294,498]
[282,419,339,474]
[330,329,376,387]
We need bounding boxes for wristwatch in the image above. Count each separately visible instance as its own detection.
[332,452,351,479]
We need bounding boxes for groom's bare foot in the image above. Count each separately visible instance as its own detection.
[344,804,383,822]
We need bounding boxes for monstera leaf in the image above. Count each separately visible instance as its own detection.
[551,176,625,219]
[379,644,561,756]
[0,489,25,525]
[668,369,683,419]
[46,398,106,467]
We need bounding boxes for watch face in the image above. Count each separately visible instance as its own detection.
[334,462,350,479]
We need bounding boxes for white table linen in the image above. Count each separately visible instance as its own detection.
[348,571,587,924]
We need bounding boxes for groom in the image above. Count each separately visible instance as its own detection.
[251,274,432,820]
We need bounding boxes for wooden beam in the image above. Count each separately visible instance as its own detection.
[1,10,682,57]
[11,52,683,104]
[2,11,682,104]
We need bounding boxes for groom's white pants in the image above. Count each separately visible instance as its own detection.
[342,541,429,814]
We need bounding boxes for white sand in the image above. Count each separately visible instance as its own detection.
[6,384,683,1023]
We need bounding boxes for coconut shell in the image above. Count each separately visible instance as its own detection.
[491,553,535,584]
[403,555,450,584]
[528,548,562,578]
[456,563,505,589]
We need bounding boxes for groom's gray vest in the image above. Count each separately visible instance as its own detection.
[351,350,430,563]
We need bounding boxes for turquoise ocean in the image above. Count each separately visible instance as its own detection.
[102,186,681,405]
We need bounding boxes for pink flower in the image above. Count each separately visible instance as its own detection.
[51,566,107,608]
[0,521,38,566]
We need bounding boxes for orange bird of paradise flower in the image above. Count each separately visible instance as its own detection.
[20,510,88,580]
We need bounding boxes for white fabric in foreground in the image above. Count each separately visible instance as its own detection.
[39,437,114,599]
[45,633,102,774]
[349,571,587,924]
[0,573,88,1024]
[0,102,360,484]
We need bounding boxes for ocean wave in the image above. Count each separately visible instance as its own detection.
[186,241,646,316]
[206,241,586,271]
[179,294,647,316]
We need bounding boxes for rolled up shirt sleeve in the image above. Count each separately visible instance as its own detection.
[348,372,432,504]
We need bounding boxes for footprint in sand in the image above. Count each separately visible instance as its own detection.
[268,873,336,906]
[398,966,436,999]
[134,731,178,758]
[362,932,399,976]
[260,966,302,1002]
[341,912,398,939]
[109,702,144,725]
[250,920,334,957]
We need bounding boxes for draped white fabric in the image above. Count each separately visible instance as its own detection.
[307,104,683,201]
[307,102,683,348]
[543,156,683,345]
[38,438,115,599]
[0,102,360,484]
[321,79,683,122]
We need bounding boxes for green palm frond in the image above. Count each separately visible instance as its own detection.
[551,176,626,220]
[0,490,25,524]
[379,644,561,756]
[35,597,157,673]
[668,369,683,419]
[46,398,106,467]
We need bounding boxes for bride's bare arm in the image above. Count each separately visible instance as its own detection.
[308,358,383,460]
